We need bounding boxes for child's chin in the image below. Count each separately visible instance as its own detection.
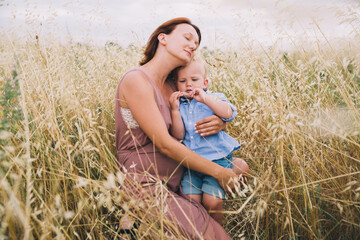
[182,92,193,99]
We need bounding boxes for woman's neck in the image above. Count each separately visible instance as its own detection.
[140,51,183,87]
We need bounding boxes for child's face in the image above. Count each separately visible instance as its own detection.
[176,61,208,93]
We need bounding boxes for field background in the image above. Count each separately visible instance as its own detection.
[1,1,360,239]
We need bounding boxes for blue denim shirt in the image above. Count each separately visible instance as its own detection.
[179,91,240,161]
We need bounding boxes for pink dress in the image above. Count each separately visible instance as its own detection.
[115,68,231,239]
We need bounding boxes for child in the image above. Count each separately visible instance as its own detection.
[169,57,249,224]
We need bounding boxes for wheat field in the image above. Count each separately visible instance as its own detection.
[0,25,360,239]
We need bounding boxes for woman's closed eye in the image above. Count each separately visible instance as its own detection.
[184,33,191,40]
[192,78,198,81]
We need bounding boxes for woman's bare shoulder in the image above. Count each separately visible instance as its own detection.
[120,70,152,91]
[118,70,155,106]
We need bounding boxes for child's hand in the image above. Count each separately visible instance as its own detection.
[169,91,183,111]
[191,88,207,103]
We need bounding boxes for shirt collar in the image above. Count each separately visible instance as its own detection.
[179,96,190,103]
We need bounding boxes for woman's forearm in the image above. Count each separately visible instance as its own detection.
[158,136,222,177]
[157,137,237,190]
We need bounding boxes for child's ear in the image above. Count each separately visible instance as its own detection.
[158,33,167,46]
[203,78,209,89]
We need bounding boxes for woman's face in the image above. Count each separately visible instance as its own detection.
[164,24,199,63]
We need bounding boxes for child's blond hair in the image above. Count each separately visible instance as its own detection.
[175,56,208,80]
[190,56,208,78]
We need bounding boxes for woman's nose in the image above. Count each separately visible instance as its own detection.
[189,41,196,50]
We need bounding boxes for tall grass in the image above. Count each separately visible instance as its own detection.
[206,42,360,239]
[0,31,359,239]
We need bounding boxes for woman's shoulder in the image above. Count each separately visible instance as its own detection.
[120,68,152,89]
[117,68,157,109]
[122,68,147,80]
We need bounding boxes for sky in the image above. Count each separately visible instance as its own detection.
[0,0,359,50]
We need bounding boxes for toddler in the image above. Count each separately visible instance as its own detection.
[169,57,249,224]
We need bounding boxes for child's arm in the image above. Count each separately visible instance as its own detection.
[169,91,185,140]
[192,88,234,120]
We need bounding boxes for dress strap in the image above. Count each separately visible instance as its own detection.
[116,68,165,107]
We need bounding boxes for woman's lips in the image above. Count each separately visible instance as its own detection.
[184,50,191,57]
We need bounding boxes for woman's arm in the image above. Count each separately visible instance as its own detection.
[169,92,185,140]
[119,72,237,189]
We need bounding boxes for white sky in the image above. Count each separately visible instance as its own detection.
[0,0,359,50]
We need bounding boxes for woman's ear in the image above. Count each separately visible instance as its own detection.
[158,33,167,46]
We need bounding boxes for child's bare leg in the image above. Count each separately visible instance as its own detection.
[232,158,250,182]
[187,194,202,203]
[202,193,224,225]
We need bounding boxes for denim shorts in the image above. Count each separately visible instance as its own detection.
[180,154,233,200]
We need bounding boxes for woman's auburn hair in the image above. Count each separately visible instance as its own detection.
[139,17,201,66]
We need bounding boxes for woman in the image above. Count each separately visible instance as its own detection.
[115,17,237,239]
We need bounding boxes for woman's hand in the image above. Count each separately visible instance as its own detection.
[195,115,226,137]
[216,167,238,193]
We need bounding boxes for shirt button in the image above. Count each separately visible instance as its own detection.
[190,136,193,139]
[190,112,192,114]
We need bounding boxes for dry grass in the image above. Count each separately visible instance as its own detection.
[0,31,359,240]
[206,42,360,239]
